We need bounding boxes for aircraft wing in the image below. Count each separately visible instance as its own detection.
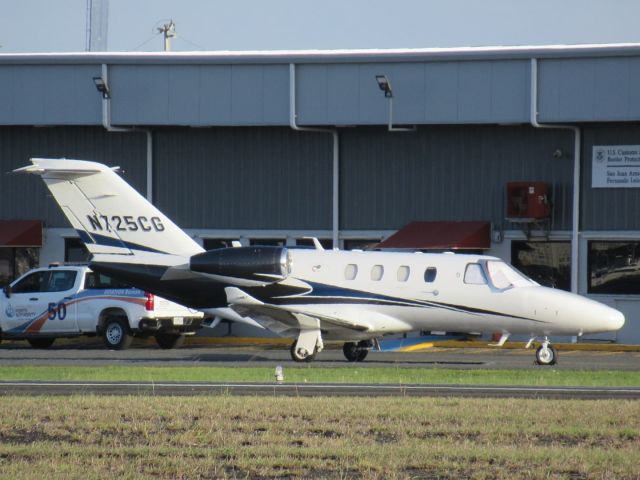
[225,287,371,332]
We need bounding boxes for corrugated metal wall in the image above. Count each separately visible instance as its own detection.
[539,57,640,123]
[340,126,575,230]
[297,60,530,125]
[3,125,640,233]
[3,52,640,127]
[110,65,290,126]
[0,127,147,227]
[152,125,574,231]
[582,124,640,230]
[153,128,333,229]
[0,65,102,125]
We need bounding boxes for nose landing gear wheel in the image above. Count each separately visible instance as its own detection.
[290,341,317,363]
[535,344,557,366]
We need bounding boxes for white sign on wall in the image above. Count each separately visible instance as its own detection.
[592,145,640,188]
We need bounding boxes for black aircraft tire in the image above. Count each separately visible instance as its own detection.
[355,349,369,362]
[290,341,317,363]
[27,337,55,349]
[155,333,186,349]
[343,342,359,362]
[535,344,557,366]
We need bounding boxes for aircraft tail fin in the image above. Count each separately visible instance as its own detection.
[15,158,204,258]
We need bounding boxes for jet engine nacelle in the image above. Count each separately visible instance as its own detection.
[190,246,290,283]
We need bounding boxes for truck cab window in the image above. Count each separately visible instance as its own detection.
[12,271,49,294]
[85,272,131,290]
[47,271,77,292]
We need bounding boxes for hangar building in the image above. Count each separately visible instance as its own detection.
[1,44,640,342]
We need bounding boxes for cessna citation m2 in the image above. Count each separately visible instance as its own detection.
[16,158,625,365]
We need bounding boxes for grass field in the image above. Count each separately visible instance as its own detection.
[1,365,640,387]
[0,395,637,479]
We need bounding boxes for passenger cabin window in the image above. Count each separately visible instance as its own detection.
[397,266,410,282]
[424,267,437,283]
[464,264,487,285]
[371,265,384,281]
[345,264,358,280]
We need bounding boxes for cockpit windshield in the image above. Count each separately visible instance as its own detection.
[485,260,534,289]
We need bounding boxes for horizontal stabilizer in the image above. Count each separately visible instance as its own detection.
[15,158,204,258]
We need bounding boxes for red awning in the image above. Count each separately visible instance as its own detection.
[377,221,491,250]
[0,220,43,247]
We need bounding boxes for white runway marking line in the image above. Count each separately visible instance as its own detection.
[0,381,639,395]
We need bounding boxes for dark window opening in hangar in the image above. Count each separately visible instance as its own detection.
[0,220,42,285]
[511,241,571,291]
[588,241,640,295]
[344,239,381,251]
[296,238,333,250]
[249,238,286,247]
[64,238,91,263]
[0,248,39,287]
[203,239,236,250]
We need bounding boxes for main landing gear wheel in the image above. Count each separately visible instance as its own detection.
[290,341,317,363]
[343,342,369,362]
[535,343,557,366]
[155,333,186,349]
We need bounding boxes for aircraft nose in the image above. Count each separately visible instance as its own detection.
[585,302,625,333]
[607,308,625,331]
[529,287,625,334]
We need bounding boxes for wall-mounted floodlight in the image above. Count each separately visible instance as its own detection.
[375,75,393,98]
[374,74,416,132]
[92,76,110,99]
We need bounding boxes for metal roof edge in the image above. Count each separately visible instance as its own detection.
[2,43,640,65]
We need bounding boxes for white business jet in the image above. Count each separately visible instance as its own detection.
[16,158,625,365]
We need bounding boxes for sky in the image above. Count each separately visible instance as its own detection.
[2,0,640,53]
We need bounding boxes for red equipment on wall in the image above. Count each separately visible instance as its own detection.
[506,182,550,220]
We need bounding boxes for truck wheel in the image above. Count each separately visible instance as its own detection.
[103,317,133,350]
[155,333,185,349]
[27,338,55,349]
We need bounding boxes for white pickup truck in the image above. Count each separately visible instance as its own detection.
[0,264,204,349]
